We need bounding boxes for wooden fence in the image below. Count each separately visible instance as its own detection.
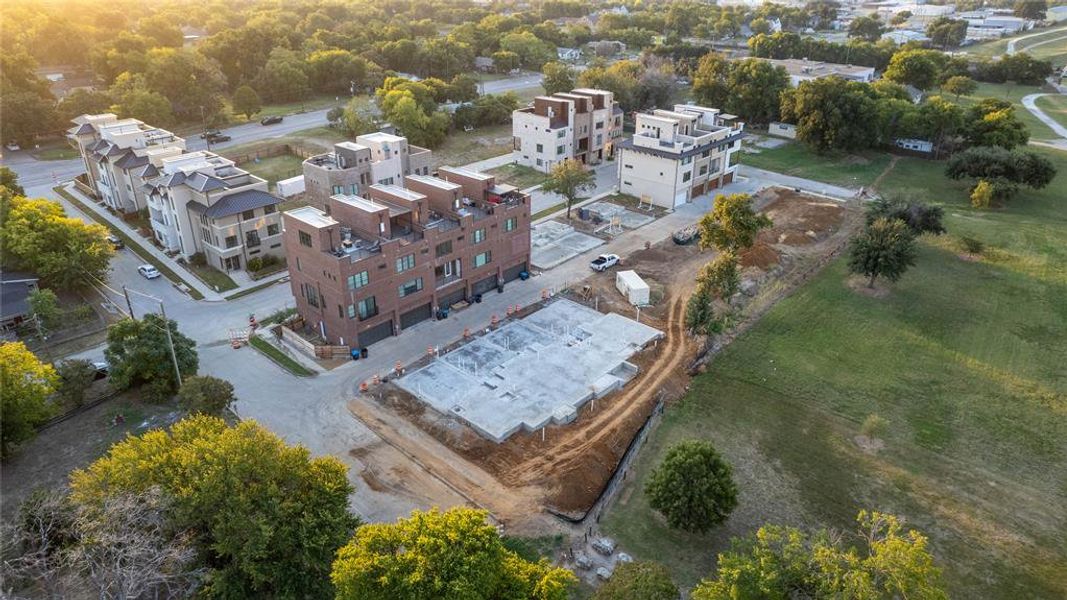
[278,324,349,359]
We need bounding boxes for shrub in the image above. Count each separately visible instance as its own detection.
[178,375,236,415]
[960,236,985,255]
[143,377,176,404]
[189,252,207,267]
[247,257,263,272]
[860,413,889,438]
[54,359,97,408]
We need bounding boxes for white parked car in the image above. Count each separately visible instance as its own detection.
[137,264,161,279]
[590,253,620,272]
[5,142,20,152]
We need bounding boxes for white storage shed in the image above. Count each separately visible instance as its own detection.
[276,175,305,198]
[616,270,650,306]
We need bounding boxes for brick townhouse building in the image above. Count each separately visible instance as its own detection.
[283,166,531,348]
[301,133,434,211]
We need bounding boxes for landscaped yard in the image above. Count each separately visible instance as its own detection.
[485,163,548,189]
[430,123,513,167]
[604,147,1067,598]
[185,261,238,293]
[740,143,893,188]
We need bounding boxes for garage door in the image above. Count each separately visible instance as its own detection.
[439,287,466,308]
[399,303,433,330]
[471,274,498,296]
[503,262,527,283]
[358,319,393,348]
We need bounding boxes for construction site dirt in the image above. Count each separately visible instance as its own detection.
[346,187,861,531]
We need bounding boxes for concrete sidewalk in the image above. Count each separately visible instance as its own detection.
[460,153,515,172]
[737,165,858,200]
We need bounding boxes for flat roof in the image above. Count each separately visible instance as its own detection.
[357,131,405,144]
[438,165,493,181]
[370,184,426,202]
[764,58,875,77]
[285,206,337,228]
[407,174,462,190]
[335,141,368,152]
[337,193,411,217]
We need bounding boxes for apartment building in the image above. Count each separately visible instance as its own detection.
[67,114,186,213]
[512,88,623,173]
[283,166,531,348]
[302,133,433,211]
[616,105,744,209]
[760,58,876,86]
[143,151,284,271]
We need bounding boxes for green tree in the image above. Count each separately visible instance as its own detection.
[307,49,370,94]
[685,284,720,336]
[645,440,738,532]
[848,15,885,42]
[945,146,1056,204]
[231,85,262,120]
[57,89,114,123]
[697,251,740,300]
[749,17,772,36]
[848,218,918,288]
[384,93,450,149]
[592,561,678,600]
[0,50,59,145]
[492,50,522,74]
[866,196,946,235]
[472,93,521,126]
[0,195,113,289]
[541,159,596,219]
[331,507,575,600]
[1014,0,1047,20]
[884,49,942,91]
[692,511,947,600]
[0,341,58,457]
[693,52,732,109]
[780,77,877,152]
[28,288,63,331]
[500,31,556,69]
[104,313,198,394]
[698,193,772,252]
[256,48,310,103]
[965,99,1029,149]
[926,17,968,49]
[109,73,174,125]
[71,415,358,598]
[724,59,790,124]
[941,75,976,101]
[54,359,97,409]
[970,179,996,208]
[1,166,25,196]
[342,97,378,136]
[137,14,183,47]
[143,48,227,120]
[542,61,577,95]
[178,375,236,415]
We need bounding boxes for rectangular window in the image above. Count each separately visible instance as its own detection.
[267,223,280,236]
[472,228,486,244]
[347,304,356,319]
[357,296,378,319]
[264,204,276,214]
[398,277,423,297]
[556,130,566,138]
[536,143,543,153]
[349,183,358,194]
[305,284,319,307]
[699,165,708,175]
[595,121,604,129]
[245,230,261,247]
[332,185,343,194]
[241,209,255,221]
[435,240,453,257]
[624,163,633,169]
[474,251,491,268]
[347,270,369,289]
[299,231,313,247]
[338,304,344,319]
[395,253,415,273]
[225,235,239,249]
[682,171,691,183]
[556,145,565,155]
[504,217,517,232]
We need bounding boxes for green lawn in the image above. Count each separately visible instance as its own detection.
[186,263,238,293]
[1036,93,1067,130]
[431,123,513,168]
[604,148,1067,598]
[249,336,315,377]
[241,154,305,189]
[961,25,1067,59]
[956,82,1060,142]
[740,143,893,188]
[229,94,346,123]
[486,163,549,189]
[32,146,80,161]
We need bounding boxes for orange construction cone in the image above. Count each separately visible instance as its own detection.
[372,373,381,385]
[395,361,403,374]
[427,346,434,357]
[541,289,549,300]
[463,327,470,338]
[359,381,369,393]
[491,314,499,327]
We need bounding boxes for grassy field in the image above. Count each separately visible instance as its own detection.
[486,163,548,188]
[32,145,80,161]
[961,25,1067,60]
[604,148,1067,598]
[1036,93,1067,130]
[740,143,893,187]
[241,154,305,189]
[956,82,1061,142]
[431,123,513,167]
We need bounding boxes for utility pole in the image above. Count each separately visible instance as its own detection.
[159,301,182,387]
[122,285,135,319]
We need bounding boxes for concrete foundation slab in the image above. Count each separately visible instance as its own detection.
[397,299,664,442]
[583,201,656,231]
[531,221,604,270]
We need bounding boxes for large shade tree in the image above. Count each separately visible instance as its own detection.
[542,159,596,219]
[0,342,58,458]
[848,218,918,288]
[645,440,739,532]
[698,193,772,252]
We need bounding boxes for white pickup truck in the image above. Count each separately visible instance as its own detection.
[590,253,620,272]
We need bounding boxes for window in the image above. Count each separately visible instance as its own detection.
[357,296,378,319]
[395,253,415,273]
[595,134,602,146]
[710,158,721,172]
[267,223,280,236]
[332,185,343,194]
[338,304,344,319]
[536,158,543,167]
[682,171,691,183]
[435,240,453,257]
[556,145,565,155]
[350,183,358,194]
[536,143,543,153]
[472,228,486,244]
[245,230,261,247]
[345,271,368,290]
[225,235,239,249]
[200,227,211,243]
[398,277,423,297]
[681,156,692,165]
[624,163,633,169]
[595,121,604,129]
[699,165,708,176]
[556,130,566,139]
[298,230,313,247]
[474,251,491,268]
[504,217,517,232]
[305,284,319,307]
[264,205,276,214]
[241,209,255,221]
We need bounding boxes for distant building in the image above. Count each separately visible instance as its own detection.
[616,105,744,209]
[512,88,623,173]
[894,138,934,154]
[282,167,531,348]
[877,3,956,26]
[0,271,40,332]
[68,114,186,214]
[143,151,284,271]
[881,29,932,45]
[960,10,1031,39]
[557,47,582,61]
[759,58,876,86]
[474,56,495,72]
[302,134,433,212]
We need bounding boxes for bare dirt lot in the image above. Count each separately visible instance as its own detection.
[347,188,862,530]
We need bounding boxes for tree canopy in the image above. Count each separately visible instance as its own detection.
[591,561,678,600]
[331,507,575,600]
[0,342,58,458]
[645,440,738,532]
[698,193,772,252]
[692,511,948,600]
[848,218,918,288]
[104,313,198,395]
[945,146,1057,204]
[71,415,358,598]
[541,160,596,219]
